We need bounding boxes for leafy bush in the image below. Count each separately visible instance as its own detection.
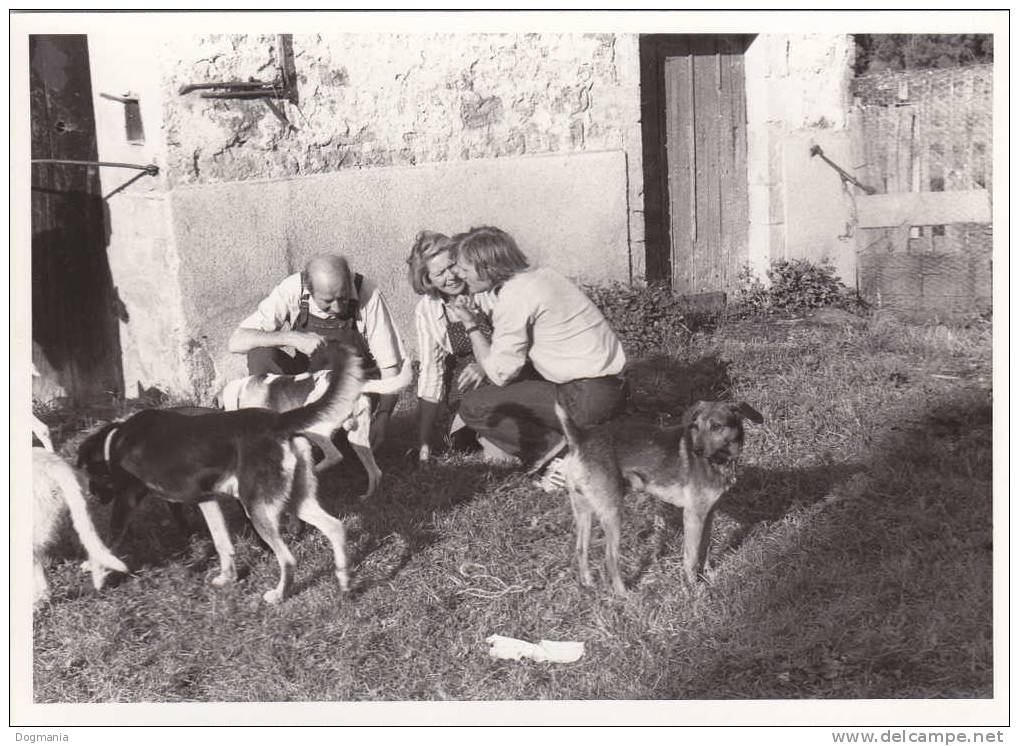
[734,259,866,318]
[584,281,691,357]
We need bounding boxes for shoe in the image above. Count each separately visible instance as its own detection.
[536,457,568,494]
[525,436,567,476]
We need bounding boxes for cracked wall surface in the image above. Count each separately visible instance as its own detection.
[163,34,634,177]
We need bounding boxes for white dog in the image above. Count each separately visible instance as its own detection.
[33,448,128,606]
[221,361,412,499]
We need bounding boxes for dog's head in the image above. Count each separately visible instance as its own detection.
[76,422,129,504]
[681,401,765,470]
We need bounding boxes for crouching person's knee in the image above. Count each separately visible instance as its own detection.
[458,388,487,429]
[247,347,280,376]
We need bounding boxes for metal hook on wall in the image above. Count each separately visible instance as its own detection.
[178,34,300,131]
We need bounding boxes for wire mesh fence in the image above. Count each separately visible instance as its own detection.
[852,64,992,318]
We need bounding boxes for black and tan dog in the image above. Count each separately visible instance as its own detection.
[81,406,216,553]
[77,350,365,604]
[554,397,764,594]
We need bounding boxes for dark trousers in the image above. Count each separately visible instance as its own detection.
[458,374,628,464]
[247,343,350,376]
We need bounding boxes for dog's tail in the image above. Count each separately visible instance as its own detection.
[553,391,585,451]
[37,450,128,587]
[274,347,364,436]
[359,358,413,396]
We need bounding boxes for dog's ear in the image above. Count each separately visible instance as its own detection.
[680,401,709,430]
[733,402,764,424]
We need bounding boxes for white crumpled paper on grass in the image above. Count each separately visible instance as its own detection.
[485,634,585,663]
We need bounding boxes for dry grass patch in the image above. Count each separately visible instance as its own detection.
[32,316,993,701]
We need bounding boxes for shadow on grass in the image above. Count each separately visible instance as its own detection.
[626,354,735,424]
[715,461,864,545]
[307,410,511,594]
[620,461,864,592]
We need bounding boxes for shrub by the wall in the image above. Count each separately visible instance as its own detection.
[734,259,866,318]
[584,281,690,357]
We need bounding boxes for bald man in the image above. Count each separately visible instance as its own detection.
[228,254,406,447]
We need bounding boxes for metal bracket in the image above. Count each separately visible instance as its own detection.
[31,159,160,199]
[178,34,299,130]
[31,159,158,175]
[810,145,877,195]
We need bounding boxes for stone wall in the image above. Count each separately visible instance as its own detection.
[744,34,857,286]
[163,34,638,184]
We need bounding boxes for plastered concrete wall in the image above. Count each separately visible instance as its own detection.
[744,34,857,285]
[87,34,207,400]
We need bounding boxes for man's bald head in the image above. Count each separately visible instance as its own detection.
[304,254,355,317]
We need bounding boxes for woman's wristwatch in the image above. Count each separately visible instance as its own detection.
[464,325,479,335]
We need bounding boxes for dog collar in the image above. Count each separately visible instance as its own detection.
[103,426,119,466]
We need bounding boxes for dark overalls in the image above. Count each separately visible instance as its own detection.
[247,273,398,441]
[246,272,379,378]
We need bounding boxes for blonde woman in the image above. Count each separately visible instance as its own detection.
[407,231,495,462]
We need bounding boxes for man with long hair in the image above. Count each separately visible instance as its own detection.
[448,226,627,487]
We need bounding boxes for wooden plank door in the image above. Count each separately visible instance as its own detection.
[31,34,123,403]
[663,37,748,295]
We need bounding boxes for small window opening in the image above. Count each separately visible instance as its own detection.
[124,99,144,143]
[100,92,145,144]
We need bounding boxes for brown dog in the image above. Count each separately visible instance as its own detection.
[554,398,764,594]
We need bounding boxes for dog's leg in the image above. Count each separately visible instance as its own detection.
[166,502,191,535]
[593,500,626,595]
[304,432,344,473]
[106,492,137,552]
[294,495,350,593]
[197,499,237,587]
[240,444,299,604]
[350,444,382,500]
[682,502,715,586]
[247,499,296,604]
[291,438,349,591]
[569,492,595,587]
[33,554,50,607]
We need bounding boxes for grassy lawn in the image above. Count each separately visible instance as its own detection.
[31,314,993,702]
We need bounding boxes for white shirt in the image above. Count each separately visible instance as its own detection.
[483,267,626,386]
[239,272,405,370]
[414,291,496,402]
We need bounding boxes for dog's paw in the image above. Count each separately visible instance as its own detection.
[89,566,114,591]
[210,569,237,587]
[263,588,285,605]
